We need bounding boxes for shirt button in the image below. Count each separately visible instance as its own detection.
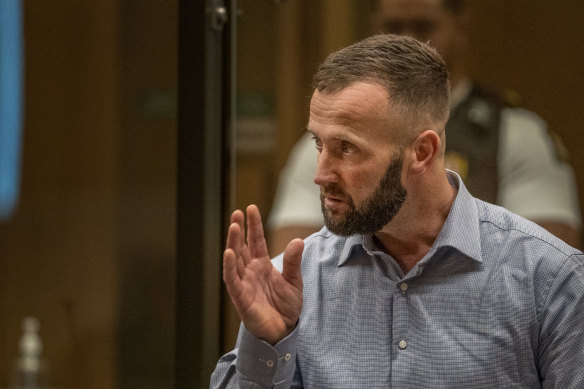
[398,340,407,349]
[266,360,274,367]
[400,283,408,292]
[284,353,291,361]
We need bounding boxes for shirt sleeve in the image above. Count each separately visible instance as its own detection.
[210,324,301,389]
[267,132,323,230]
[538,253,584,388]
[497,107,581,227]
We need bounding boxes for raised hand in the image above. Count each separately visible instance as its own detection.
[223,205,304,345]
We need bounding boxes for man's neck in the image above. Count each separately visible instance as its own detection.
[373,172,457,273]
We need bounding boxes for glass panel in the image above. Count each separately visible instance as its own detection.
[0,1,176,388]
[224,0,372,350]
[118,1,177,388]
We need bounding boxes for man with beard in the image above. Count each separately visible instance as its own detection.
[211,34,584,388]
[319,153,406,236]
[267,0,582,254]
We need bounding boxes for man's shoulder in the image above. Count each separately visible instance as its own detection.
[271,228,346,272]
[476,199,580,256]
[302,228,369,268]
[302,227,346,258]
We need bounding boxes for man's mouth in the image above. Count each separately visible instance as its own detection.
[322,193,342,201]
[321,186,344,199]
[323,196,341,205]
[321,191,347,213]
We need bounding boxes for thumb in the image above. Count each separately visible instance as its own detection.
[282,238,304,290]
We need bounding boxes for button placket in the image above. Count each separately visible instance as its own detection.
[393,280,410,353]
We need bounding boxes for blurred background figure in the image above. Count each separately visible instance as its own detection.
[267,0,582,253]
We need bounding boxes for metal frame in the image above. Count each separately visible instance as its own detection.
[176,0,234,387]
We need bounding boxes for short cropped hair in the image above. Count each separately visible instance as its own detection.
[312,34,450,134]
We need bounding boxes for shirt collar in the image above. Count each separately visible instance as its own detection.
[431,170,483,263]
[337,170,482,267]
[338,235,365,266]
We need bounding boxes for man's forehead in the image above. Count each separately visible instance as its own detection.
[309,84,390,121]
[311,83,386,100]
[307,83,405,145]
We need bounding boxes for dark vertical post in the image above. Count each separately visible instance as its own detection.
[177,0,232,387]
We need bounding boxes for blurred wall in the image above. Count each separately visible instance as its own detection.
[0,2,120,388]
[0,1,177,388]
[118,1,176,388]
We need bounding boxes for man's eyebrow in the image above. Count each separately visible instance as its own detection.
[305,125,363,144]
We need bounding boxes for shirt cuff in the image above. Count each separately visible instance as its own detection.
[236,325,298,387]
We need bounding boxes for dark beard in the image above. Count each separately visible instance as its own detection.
[321,155,407,236]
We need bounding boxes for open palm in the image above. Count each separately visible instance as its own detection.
[223,205,304,345]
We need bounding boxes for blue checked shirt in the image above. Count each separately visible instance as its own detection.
[211,171,584,388]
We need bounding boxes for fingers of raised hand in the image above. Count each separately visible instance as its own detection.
[246,205,269,259]
[222,248,243,298]
[230,210,246,250]
[226,221,250,276]
[282,238,304,290]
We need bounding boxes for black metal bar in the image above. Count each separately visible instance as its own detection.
[176,0,232,387]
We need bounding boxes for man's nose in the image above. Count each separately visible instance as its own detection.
[314,150,336,186]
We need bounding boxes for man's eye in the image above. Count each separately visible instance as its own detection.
[313,136,323,151]
[341,143,355,155]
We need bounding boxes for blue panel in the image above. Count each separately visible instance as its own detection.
[0,0,23,220]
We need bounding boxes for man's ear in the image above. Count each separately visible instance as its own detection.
[409,130,441,175]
